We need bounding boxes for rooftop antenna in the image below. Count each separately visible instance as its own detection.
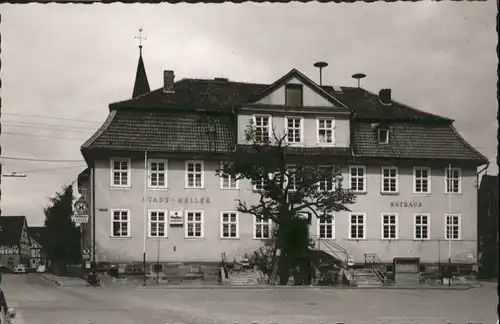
[313,61,328,86]
[351,73,366,88]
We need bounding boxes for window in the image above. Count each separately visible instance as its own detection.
[221,212,239,239]
[148,210,167,237]
[185,211,204,238]
[317,118,335,144]
[381,213,397,239]
[253,115,271,142]
[318,213,335,239]
[110,158,131,187]
[254,216,271,239]
[317,166,335,192]
[285,117,303,143]
[111,209,130,237]
[381,166,398,193]
[445,167,461,194]
[286,166,300,192]
[349,165,366,192]
[349,213,365,239]
[414,167,431,194]
[285,84,303,106]
[220,162,238,189]
[185,161,204,188]
[414,213,429,240]
[378,128,389,144]
[148,159,167,189]
[253,173,274,191]
[445,214,461,240]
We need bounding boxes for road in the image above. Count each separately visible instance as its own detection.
[0,273,497,324]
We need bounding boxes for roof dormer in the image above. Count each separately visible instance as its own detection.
[378,127,389,144]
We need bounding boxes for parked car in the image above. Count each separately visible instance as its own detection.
[0,288,16,324]
[13,265,27,274]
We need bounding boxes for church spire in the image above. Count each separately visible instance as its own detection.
[132,28,150,98]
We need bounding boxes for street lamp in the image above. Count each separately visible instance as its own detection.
[2,172,27,178]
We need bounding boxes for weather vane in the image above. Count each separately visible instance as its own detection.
[135,28,147,48]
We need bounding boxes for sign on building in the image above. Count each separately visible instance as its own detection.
[169,210,183,225]
[72,198,89,224]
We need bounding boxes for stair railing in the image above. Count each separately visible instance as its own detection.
[311,235,350,269]
[364,253,388,285]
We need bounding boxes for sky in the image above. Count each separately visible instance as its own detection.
[0,2,497,226]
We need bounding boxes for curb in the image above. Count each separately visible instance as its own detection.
[39,274,64,287]
[136,284,475,290]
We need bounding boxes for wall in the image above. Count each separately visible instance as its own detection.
[313,165,478,264]
[92,157,478,265]
[93,158,265,263]
[256,76,335,107]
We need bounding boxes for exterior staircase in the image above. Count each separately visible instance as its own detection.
[352,268,383,287]
[228,269,264,286]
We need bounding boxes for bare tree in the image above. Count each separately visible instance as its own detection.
[217,122,356,285]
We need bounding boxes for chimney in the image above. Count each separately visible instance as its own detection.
[379,88,392,105]
[163,70,175,93]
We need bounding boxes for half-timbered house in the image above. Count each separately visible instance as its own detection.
[28,227,48,269]
[0,216,31,269]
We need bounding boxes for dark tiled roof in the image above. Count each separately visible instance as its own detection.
[132,50,151,98]
[351,122,488,162]
[325,87,452,122]
[27,226,47,248]
[0,216,26,245]
[83,109,235,153]
[82,70,484,163]
[109,78,269,111]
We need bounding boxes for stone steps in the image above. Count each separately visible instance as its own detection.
[352,269,383,287]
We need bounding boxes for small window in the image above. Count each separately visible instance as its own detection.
[185,211,204,238]
[110,158,131,187]
[220,162,238,189]
[185,161,204,189]
[318,213,335,239]
[381,213,397,239]
[148,159,168,189]
[254,216,271,239]
[317,118,335,144]
[381,166,398,193]
[349,213,365,239]
[349,165,366,192]
[285,117,303,143]
[285,84,303,106]
[111,209,130,237]
[414,167,431,194]
[253,115,271,143]
[221,212,239,239]
[414,213,430,240]
[378,128,389,144]
[148,210,168,237]
[445,214,461,240]
[445,167,461,194]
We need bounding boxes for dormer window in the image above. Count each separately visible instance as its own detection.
[285,84,303,106]
[378,128,389,144]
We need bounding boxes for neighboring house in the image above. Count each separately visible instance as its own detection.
[77,46,488,274]
[27,227,48,269]
[0,216,31,268]
[478,175,498,279]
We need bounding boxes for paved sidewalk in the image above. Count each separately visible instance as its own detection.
[39,273,89,287]
[139,282,475,290]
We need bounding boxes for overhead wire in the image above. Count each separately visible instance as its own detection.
[1,112,102,124]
